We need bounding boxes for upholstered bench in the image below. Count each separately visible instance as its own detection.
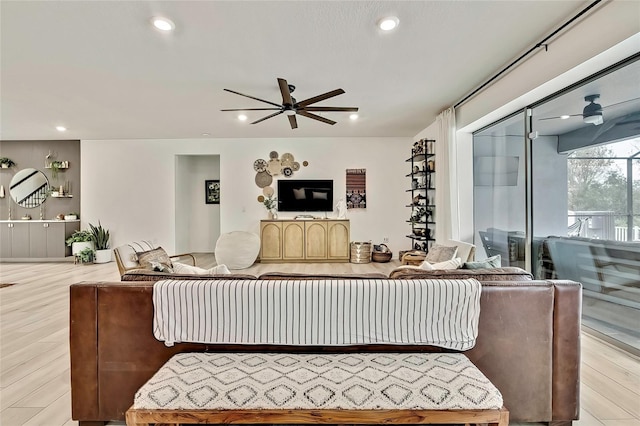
[125,352,508,426]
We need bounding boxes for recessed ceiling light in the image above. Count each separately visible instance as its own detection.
[56,126,67,132]
[560,115,571,120]
[201,133,210,136]
[378,16,399,31]
[151,17,175,32]
[349,114,359,121]
[238,114,248,121]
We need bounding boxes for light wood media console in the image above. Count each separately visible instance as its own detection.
[259,219,350,262]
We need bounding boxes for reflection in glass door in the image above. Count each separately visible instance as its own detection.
[473,114,527,268]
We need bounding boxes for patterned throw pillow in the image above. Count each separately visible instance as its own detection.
[137,247,173,272]
[424,244,458,263]
[463,254,502,269]
[431,257,462,270]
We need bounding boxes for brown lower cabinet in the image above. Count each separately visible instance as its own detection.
[260,219,350,263]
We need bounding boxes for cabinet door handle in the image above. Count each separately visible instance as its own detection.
[43,223,49,228]
[8,223,13,228]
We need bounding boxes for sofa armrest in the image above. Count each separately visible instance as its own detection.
[551,280,582,421]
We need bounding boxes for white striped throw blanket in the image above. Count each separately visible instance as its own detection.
[153,279,481,350]
[133,352,503,410]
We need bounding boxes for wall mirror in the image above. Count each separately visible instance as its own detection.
[9,168,49,208]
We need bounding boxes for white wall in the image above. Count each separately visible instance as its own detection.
[175,155,220,253]
[81,137,411,254]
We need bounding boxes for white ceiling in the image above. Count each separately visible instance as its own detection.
[0,1,589,141]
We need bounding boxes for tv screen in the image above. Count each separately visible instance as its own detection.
[277,180,334,212]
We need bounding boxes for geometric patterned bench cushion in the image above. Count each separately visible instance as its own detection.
[133,352,503,411]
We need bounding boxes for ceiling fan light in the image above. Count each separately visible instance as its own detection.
[583,114,603,125]
[285,109,296,116]
[378,16,399,31]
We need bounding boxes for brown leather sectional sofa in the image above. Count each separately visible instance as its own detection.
[70,275,581,426]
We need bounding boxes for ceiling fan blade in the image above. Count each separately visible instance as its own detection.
[251,111,283,125]
[221,108,281,111]
[602,96,640,110]
[297,89,345,107]
[301,106,359,112]
[288,115,298,129]
[278,78,294,106]
[297,110,337,125]
[223,88,282,108]
[537,113,582,121]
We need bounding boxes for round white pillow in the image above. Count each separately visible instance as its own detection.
[214,231,260,270]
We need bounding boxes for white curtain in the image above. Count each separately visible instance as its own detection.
[435,107,459,242]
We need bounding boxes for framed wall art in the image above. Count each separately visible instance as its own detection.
[205,180,220,204]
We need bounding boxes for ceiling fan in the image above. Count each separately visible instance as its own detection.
[538,94,640,126]
[221,78,358,129]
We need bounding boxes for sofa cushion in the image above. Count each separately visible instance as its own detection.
[172,262,230,275]
[463,254,501,269]
[121,269,257,282]
[257,271,388,280]
[388,266,533,280]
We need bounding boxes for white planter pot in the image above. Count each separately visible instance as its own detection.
[72,241,94,255]
[94,249,112,264]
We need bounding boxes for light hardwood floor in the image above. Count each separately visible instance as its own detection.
[1,257,639,426]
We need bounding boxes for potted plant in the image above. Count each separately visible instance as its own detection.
[66,230,94,255]
[50,160,63,180]
[89,221,111,263]
[0,157,16,168]
[76,247,95,264]
[263,195,278,219]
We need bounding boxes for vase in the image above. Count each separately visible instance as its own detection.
[269,209,278,219]
[94,249,112,264]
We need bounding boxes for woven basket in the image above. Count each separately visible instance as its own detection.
[350,242,372,264]
[371,251,392,263]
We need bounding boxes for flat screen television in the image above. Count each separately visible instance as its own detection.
[277,179,334,212]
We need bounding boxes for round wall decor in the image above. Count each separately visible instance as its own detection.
[255,171,273,188]
[303,160,309,167]
[253,159,267,172]
[263,186,274,196]
[269,151,279,159]
[281,152,294,163]
[292,161,300,171]
[257,195,265,203]
[283,166,293,177]
[267,159,282,176]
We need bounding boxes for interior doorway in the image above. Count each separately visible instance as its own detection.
[175,155,221,253]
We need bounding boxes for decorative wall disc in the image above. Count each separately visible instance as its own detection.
[292,161,300,171]
[281,159,293,168]
[281,153,294,163]
[269,151,279,159]
[255,171,273,188]
[283,166,293,177]
[253,159,267,172]
[263,186,274,196]
[267,159,282,176]
[257,195,265,203]
[303,160,309,167]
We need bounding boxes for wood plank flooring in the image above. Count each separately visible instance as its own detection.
[1,256,639,426]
